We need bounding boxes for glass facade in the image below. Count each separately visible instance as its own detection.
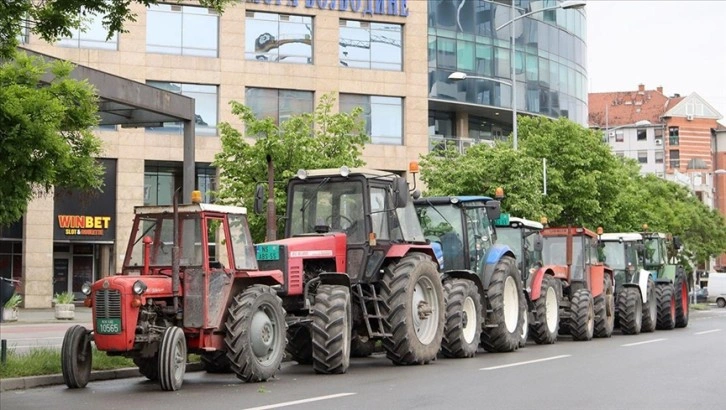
[144,162,216,206]
[146,81,218,135]
[56,9,118,50]
[428,0,588,127]
[340,94,404,145]
[339,20,403,70]
[245,11,313,64]
[146,4,219,57]
[245,88,314,125]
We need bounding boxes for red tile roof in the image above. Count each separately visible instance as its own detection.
[588,86,682,128]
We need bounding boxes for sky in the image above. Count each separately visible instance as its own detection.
[586,0,726,125]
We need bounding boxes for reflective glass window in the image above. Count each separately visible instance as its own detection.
[146,82,218,135]
[340,94,403,145]
[57,9,118,50]
[245,88,313,125]
[246,12,312,64]
[147,4,218,57]
[340,20,402,70]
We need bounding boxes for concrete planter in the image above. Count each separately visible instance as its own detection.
[2,307,18,322]
[55,303,75,320]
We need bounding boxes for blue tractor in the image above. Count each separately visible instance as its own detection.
[414,196,525,357]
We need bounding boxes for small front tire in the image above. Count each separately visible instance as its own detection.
[61,325,93,389]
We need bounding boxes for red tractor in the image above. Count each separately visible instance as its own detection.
[256,167,445,374]
[529,226,616,342]
[61,193,287,391]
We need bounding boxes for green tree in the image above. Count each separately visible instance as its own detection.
[1,0,234,59]
[213,94,369,242]
[0,53,104,225]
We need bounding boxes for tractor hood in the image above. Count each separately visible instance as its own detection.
[92,275,175,298]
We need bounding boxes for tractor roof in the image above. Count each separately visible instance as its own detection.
[503,217,544,230]
[414,196,493,206]
[599,232,643,242]
[135,203,248,215]
[541,226,597,238]
[296,167,398,181]
[641,232,667,239]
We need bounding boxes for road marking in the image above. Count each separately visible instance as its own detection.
[242,393,356,410]
[694,329,721,335]
[479,355,571,370]
[621,338,666,347]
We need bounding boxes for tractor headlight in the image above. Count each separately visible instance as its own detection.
[132,280,147,295]
[81,282,92,296]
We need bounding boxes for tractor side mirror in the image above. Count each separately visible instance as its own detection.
[485,200,501,221]
[534,234,544,252]
[673,236,682,250]
[392,176,409,208]
[253,184,265,215]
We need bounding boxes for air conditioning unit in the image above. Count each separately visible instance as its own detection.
[686,114,694,121]
[655,138,663,146]
[608,131,616,137]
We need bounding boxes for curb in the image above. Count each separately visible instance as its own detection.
[0,362,203,392]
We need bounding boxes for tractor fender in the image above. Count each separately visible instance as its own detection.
[528,267,556,301]
[442,270,484,302]
[318,272,351,288]
[589,265,606,298]
[636,269,652,303]
[480,244,516,290]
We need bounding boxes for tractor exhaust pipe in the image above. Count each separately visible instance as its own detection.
[172,188,181,320]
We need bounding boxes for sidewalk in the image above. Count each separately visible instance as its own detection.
[1,306,92,325]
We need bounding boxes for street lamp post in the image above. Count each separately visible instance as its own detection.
[493,0,586,150]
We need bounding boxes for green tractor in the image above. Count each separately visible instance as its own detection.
[640,230,689,329]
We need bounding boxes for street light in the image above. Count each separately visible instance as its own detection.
[494,0,587,150]
[448,72,512,86]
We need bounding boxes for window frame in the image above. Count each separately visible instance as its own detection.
[146,4,219,57]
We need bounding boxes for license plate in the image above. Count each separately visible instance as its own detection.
[256,244,280,261]
[96,318,121,334]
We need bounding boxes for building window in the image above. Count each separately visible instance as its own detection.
[637,129,647,141]
[340,94,403,145]
[146,82,218,135]
[147,4,219,57]
[245,88,314,126]
[655,151,664,164]
[615,151,624,158]
[246,12,312,64]
[669,126,679,146]
[144,162,216,206]
[56,9,118,50]
[339,20,402,70]
[615,130,624,142]
[669,150,680,169]
[638,151,648,164]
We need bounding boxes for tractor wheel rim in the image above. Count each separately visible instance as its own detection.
[587,299,595,335]
[545,287,558,332]
[250,305,276,363]
[503,276,519,333]
[681,283,689,313]
[173,335,185,381]
[413,276,439,344]
[462,296,477,343]
[670,294,676,319]
[635,296,642,329]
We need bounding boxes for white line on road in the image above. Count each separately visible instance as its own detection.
[694,329,722,335]
[479,355,571,371]
[242,393,357,410]
[621,338,666,347]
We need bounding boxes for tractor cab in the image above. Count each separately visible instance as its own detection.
[540,227,602,286]
[494,215,544,282]
[598,232,646,290]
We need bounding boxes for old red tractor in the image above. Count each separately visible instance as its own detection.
[61,193,287,391]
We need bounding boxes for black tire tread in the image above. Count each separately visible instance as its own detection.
[159,326,186,391]
[311,284,351,374]
[530,275,559,344]
[61,325,92,389]
[594,275,615,338]
[656,283,676,330]
[441,278,482,358]
[569,289,594,341]
[617,287,642,335]
[641,278,657,333]
[480,256,523,352]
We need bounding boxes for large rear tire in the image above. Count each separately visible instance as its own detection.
[134,356,159,380]
[674,274,689,328]
[159,326,186,391]
[569,289,594,341]
[441,278,483,358]
[518,289,529,348]
[225,284,287,382]
[641,277,657,333]
[312,284,351,374]
[61,325,92,389]
[286,325,313,364]
[594,275,615,338]
[200,351,232,373]
[380,252,444,365]
[617,287,642,335]
[656,283,676,330]
[530,275,559,344]
[480,256,523,352]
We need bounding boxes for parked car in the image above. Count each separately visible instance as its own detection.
[688,287,708,304]
[707,273,726,308]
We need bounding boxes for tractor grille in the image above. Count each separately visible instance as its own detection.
[94,289,122,319]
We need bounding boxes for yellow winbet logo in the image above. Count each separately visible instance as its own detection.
[58,215,112,236]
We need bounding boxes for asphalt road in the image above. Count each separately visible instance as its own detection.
[1,309,724,410]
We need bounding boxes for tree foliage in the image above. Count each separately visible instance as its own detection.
[0,52,104,225]
[213,94,369,242]
[1,0,234,59]
[419,116,726,267]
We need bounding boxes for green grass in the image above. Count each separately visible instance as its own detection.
[0,348,201,379]
[690,303,709,311]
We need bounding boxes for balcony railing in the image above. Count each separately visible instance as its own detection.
[428,135,496,154]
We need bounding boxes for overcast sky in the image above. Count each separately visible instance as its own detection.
[586,0,726,124]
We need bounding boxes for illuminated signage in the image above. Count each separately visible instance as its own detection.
[57,215,112,236]
[248,0,410,17]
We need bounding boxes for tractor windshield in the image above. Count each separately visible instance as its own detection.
[125,213,203,269]
[541,235,586,279]
[496,228,523,260]
[600,242,628,270]
[289,180,366,243]
[642,237,666,268]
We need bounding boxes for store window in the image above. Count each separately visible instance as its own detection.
[145,162,216,206]
[245,88,314,126]
[147,4,218,57]
[57,9,118,50]
[339,20,402,70]
[340,94,403,145]
[246,11,313,64]
[669,126,679,146]
[146,81,218,135]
